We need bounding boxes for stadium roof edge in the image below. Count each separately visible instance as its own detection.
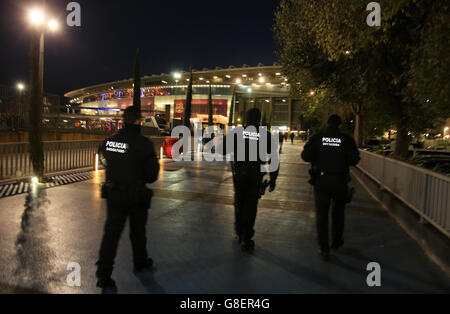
[64,65,283,98]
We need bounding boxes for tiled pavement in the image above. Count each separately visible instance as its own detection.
[0,142,449,293]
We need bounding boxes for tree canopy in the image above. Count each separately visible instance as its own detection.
[275,0,449,158]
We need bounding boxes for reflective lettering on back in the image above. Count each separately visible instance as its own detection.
[322,137,342,147]
[105,141,129,154]
[243,131,260,141]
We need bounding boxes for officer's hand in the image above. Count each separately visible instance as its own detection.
[269,181,276,192]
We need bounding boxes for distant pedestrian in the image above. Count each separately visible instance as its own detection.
[290,132,295,144]
[279,132,284,153]
[301,114,360,261]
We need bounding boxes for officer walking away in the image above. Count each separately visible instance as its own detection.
[301,114,360,261]
[219,108,279,251]
[96,106,160,289]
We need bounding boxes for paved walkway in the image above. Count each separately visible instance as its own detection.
[0,142,449,293]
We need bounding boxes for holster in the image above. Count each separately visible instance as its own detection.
[345,186,355,204]
[308,167,319,186]
[101,181,113,199]
[101,181,153,208]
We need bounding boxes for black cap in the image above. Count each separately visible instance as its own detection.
[245,108,261,127]
[123,106,141,124]
[327,114,342,127]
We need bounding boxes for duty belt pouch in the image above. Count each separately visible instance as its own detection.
[101,181,113,199]
[135,185,153,208]
[345,185,355,204]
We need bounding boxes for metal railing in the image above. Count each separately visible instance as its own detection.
[0,140,102,180]
[358,150,450,237]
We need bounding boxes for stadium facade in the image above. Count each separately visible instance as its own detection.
[65,65,303,131]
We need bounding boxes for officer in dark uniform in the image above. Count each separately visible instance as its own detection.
[219,108,279,251]
[301,114,360,261]
[96,106,160,289]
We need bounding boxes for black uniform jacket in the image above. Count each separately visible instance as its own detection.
[218,127,279,184]
[99,124,160,187]
[301,126,360,186]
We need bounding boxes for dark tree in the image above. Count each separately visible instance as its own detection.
[183,69,193,128]
[132,49,141,117]
[228,90,235,126]
[208,84,213,126]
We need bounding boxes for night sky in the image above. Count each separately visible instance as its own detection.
[0,0,280,101]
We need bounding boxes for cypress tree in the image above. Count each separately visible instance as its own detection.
[228,89,235,126]
[183,68,193,128]
[261,111,268,127]
[132,49,141,117]
[207,84,213,126]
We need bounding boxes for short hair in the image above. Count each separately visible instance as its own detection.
[123,106,141,124]
[327,114,342,127]
[246,108,261,127]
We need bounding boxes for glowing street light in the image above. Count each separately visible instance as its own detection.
[48,19,58,31]
[173,72,182,80]
[29,9,44,25]
[17,83,25,91]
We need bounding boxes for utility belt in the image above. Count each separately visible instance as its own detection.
[308,168,350,185]
[101,181,153,205]
[308,168,354,204]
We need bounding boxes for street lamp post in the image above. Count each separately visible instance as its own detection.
[28,4,58,181]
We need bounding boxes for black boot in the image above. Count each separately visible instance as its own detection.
[318,248,330,261]
[96,277,117,290]
[331,239,344,250]
[133,258,154,272]
[241,240,255,252]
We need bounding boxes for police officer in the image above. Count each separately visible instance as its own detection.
[301,114,360,261]
[96,106,160,289]
[219,108,279,251]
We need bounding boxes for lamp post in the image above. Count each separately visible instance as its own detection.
[28,4,58,181]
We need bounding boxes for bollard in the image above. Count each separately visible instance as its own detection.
[93,153,99,171]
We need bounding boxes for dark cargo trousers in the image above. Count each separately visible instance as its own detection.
[234,178,260,242]
[314,186,347,252]
[96,192,149,278]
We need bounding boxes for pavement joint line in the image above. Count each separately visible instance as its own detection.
[151,188,386,217]
[164,164,310,179]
